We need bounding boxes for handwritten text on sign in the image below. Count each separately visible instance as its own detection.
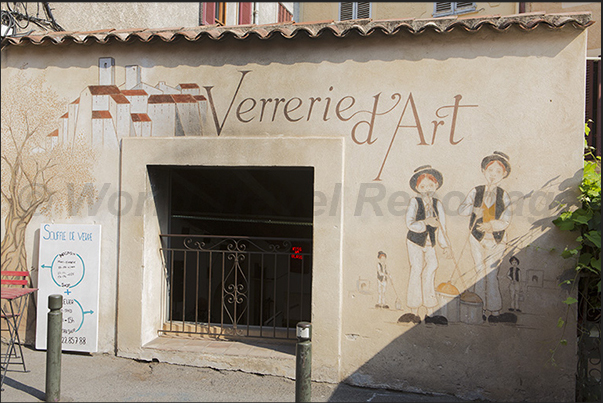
[35,223,101,353]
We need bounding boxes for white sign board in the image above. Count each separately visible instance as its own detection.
[35,223,101,352]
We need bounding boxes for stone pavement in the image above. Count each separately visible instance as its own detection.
[1,344,470,402]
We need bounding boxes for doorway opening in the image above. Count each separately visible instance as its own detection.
[149,165,314,340]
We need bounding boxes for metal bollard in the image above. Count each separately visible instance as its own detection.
[46,294,63,402]
[295,322,312,402]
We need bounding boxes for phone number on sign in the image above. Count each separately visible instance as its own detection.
[62,336,86,345]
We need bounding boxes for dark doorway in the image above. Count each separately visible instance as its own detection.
[149,165,314,339]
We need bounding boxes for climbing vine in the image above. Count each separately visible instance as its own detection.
[551,120,600,400]
[553,120,601,315]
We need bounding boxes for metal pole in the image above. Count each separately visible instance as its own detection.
[46,294,62,402]
[295,321,312,402]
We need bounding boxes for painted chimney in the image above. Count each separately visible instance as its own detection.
[98,57,115,85]
[125,65,141,90]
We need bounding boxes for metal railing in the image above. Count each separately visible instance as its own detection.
[159,234,312,340]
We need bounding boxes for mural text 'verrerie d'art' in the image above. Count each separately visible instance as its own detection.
[52,57,478,181]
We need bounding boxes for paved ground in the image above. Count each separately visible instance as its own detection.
[1,344,469,402]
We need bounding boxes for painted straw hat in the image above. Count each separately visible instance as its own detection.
[481,151,511,177]
[409,165,443,192]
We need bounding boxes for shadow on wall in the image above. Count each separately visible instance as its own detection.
[12,27,576,71]
[329,170,583,402]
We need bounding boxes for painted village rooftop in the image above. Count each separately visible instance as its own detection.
[1,12,593,48]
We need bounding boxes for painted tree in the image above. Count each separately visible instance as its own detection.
[1,72,96,273]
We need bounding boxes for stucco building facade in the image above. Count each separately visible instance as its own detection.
[1,9,595,402]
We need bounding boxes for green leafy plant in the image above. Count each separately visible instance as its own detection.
[551,120,600,400]
[553,121,601,293]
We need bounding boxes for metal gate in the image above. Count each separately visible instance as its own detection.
[159,234,312,340]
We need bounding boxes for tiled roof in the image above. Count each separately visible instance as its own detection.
[172,94,197,103]
[193,95,207,101]
[48,129,59,137]
[92,110,112,119]
[122,89,148,96]
[1,13,593,48]
[148,94,175,104]
[131,113,151,122]
[88,85,121,95]
[178,83,200,89]
[148,94,199,103]
[110,94,130,104]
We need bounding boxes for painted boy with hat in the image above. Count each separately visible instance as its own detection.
[403,165,452,324]
[458,151,514,323]
[507,255,522,312]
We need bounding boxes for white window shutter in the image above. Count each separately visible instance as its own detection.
[434,2,476,17]
[340,3,354,20]
[456,2,475,11]
[435,2,453,14]
[357,2,371,19]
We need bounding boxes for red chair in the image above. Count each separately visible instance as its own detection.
[1,270,35,389]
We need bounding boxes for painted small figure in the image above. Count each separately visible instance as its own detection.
[376,251,391,308]
[507,256,522,312]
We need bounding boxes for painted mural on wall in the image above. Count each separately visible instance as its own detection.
[1,72,96,274]
[1,57,209,274]
[1,56,560,333]
[507,255,523,313]
[375,250,402,310]
[49,57,209,150]
[382,152,526,327]
[399,165,451,325]
[458,151,516,324]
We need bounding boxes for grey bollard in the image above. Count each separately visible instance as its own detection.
[46,294,63,402]
[295,322,312,402]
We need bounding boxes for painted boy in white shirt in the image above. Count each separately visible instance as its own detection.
[404,165,452,324]
[459,151,514,323]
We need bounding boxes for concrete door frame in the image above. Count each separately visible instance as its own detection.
[116,136,344,382]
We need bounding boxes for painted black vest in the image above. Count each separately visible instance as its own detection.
[407,197,439,247]
[469,185,505,243]
[377,263,386,281]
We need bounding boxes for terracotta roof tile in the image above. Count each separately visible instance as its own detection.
[110,94,130,104]
[48,129,59,137]
[60,112,68,119]
[122,89,148,96]
[171,94,196,103]
[131,113,151,122]
[88,85,121,95]
[92,110,112,119]
[178,83,200,89]
[148,94,175,104]
[193,95,207,101]
[1,13,593,48]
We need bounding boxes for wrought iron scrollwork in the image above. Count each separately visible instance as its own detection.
[182,235,296,255]
[160,233,312,340]
[223,247,248,327]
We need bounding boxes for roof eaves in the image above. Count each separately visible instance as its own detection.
[105,27,149,43]
[1,13,594,49]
